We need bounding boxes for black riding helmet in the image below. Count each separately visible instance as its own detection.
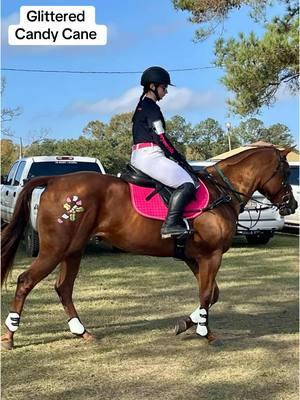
[141,66,175,87]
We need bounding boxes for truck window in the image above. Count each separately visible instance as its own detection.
[6,161,19,185]
[27,161,102,179]
[13,161,26,186]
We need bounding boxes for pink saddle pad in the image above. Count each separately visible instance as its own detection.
[129,180,209,221]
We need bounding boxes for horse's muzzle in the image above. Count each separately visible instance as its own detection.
[279,198,298,216]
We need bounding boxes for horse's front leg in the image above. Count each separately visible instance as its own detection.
[175,259,198,335]
[176,252,222,343]
[196,250,222,343]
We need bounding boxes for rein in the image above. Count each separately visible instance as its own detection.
[213,165,244,205]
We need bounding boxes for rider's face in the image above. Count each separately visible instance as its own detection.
[157,84,168,99]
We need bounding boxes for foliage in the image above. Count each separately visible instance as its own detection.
[23,113,295,173]
[1,139,19,175]
[215,9,299,115]
[25,138,59,156]
[172,0,247,39]
[1,78,22,137]
[24,113,134,175]
[104,112,134,173]
[82,120,106,140]
[232,118,295,146]
[172,0,299,115]
[165,115,193,154]
[187,118,229,159]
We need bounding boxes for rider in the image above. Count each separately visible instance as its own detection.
[131,66,198,238]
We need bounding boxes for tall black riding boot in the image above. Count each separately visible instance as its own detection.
[161,182,196,239]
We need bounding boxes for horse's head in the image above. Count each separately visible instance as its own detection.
[258,148,298,216]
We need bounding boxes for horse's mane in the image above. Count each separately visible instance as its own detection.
[216,146,278,167]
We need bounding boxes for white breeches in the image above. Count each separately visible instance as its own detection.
[131,146,194,189]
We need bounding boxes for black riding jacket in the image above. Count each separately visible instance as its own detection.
[132,97,187,164]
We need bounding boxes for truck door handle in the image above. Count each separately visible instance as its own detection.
[13,192,16,197]
[5,191,9,195]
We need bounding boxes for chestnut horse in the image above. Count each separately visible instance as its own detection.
[1,147,297,349]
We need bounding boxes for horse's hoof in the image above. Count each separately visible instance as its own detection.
[174,317,194,335]
[1,338,13,350]
[207,333,223,346]
[82,331,96,343]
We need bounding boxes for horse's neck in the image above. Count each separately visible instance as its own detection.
[221,152,271,202]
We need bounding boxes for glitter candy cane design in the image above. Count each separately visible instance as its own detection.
[57,195,85,223]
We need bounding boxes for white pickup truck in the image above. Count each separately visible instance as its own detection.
[1,155,106,256]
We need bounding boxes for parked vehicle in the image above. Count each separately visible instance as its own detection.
[189,160,284,244]
[284,161,299,229]
[1,156,106,256]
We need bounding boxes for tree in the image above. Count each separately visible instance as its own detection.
[82,120,106,140]
[1,139,19,175]
[25,139,59,156]
[1,78,22,137]
[165,115,193,155]
[1,79,22,171]
[232,118,295,146]
[173,0,249,40]
[81,112,134,174]
[187,118,240,159]
[261,123,295,146]
[172,0,299,115]
[232,118,265,145]
[103,112,133,173]
[215,12,299,115]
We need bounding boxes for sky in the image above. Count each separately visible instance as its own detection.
[1,0,299,150]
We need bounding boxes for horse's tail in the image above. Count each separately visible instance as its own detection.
[1,176,53,286]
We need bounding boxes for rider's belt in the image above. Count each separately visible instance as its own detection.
[132,142,158,150]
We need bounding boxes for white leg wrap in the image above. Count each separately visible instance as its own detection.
[68,317,85,335]
[196,308,208,337]
[190,305,200,323]
[5,312,20,332]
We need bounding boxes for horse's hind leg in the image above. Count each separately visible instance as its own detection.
[55,251,94,343]
[1,252,62,349]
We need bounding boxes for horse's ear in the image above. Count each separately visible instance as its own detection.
[280,146,296,157]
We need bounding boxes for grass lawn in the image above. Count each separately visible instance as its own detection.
[1,235,299,400]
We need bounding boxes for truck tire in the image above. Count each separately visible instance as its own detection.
[25,225,39,257]
[246,232,273,245]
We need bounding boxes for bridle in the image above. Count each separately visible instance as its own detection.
[259,150,293,213]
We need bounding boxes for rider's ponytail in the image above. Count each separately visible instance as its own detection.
[132,86,148,123]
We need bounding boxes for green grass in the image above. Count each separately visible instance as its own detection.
[1,235,299,400]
